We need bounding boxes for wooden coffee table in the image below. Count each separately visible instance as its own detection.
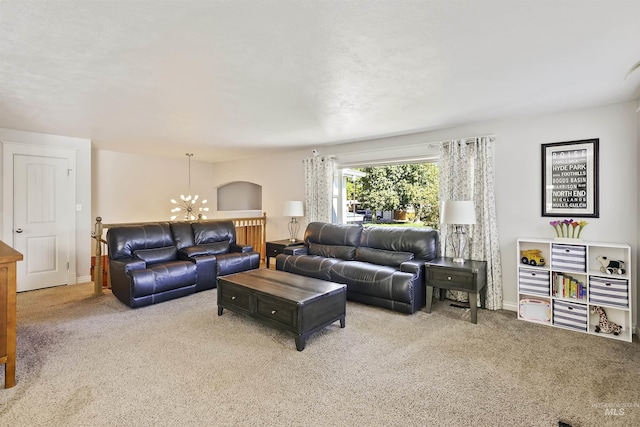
[217,269,346,351]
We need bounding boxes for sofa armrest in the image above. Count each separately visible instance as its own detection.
[109,258,147,301]
[175,250,218,292]
[400,260,423,276]
[191,254,218,292]
[230,243,254,253]
[178,246,211,262]
[178,246,211,258]
[284,246,308,255]
[111,258,147,275]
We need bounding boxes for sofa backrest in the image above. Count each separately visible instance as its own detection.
[191,220,237,254]
[107,223,176,261]
[303,222,363,260]
[170,222,196,249]
[357,226,439,261]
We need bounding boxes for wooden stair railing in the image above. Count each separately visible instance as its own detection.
[91,213,267,296]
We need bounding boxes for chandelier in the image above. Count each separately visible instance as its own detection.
[170,153,209,220]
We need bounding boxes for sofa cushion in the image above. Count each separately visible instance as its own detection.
[276,254,343,282]
[330,261,417,304]
[199,242,231,255]
[107,223,175,259]
[308,243,356,260]
[355,247,414,267]
[304,222,362,247]
[191,221,237,245]
[133,246,177,265]
[170,222,195,249]
[177,242,229,258]
[359,226,439,260]
[216,252,261,276]
[130,260,197,297]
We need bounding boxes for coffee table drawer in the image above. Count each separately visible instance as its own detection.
[427,267,474,291]
[219,283,252,312]
[255,294,297,330]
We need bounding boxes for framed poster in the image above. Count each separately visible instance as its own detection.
[541,138,599,218]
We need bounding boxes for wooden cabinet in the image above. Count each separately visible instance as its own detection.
[0,241,23,388]
[517,238,632,342]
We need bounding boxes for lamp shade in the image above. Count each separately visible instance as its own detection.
[441,201,476,225]
[283,200,304,217]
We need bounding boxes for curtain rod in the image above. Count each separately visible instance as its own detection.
[301,155,336,163]
[439,134,496,144]
[330,133,496,156]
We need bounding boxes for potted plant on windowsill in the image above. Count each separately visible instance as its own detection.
[394,182,416,222]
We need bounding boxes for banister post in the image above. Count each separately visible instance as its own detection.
[262,211,267,262]
[94,217,104,296]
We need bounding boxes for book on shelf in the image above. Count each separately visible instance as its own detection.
[552,272,586,301]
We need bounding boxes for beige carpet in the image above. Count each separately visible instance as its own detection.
[1,282,639,427]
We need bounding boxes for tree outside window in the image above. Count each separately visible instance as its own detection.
[350,163,439,227]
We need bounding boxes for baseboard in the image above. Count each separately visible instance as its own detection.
[76,275,91,284]
[502,301,518,312]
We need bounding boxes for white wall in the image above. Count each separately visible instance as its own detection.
[211,150,307,240]
[483,102,636,315]
[92,150,216,224]
[0,128,92,282]
[636,98,640,326]
[92,148,304,242]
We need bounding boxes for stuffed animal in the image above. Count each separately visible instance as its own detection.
[591,306,622,335]
[596,255,626,275]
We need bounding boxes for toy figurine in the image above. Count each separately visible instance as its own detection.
[596,255,626,275]
[591,306,622,335]
[520,249,545,267]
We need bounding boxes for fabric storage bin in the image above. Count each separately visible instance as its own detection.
[518,268,550,296]
[589,276,629,308]
[551,244,586,273]
[553,300,588,331]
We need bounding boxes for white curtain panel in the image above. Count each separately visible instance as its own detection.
[438,136,503,310]
[303,156,336,223]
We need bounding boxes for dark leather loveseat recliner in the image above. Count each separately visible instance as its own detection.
[107,220,260,308]
[276,222,439,314]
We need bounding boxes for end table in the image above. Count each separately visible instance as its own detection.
[265,239,304,268]
[424,257,487,324]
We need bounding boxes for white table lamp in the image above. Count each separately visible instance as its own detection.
[283,201,304,242]
[441,200,476,263]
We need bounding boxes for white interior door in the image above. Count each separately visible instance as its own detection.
[13,154,72,292]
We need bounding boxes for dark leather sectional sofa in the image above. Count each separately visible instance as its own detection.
[107,220,260,308]
[276,222,439,314]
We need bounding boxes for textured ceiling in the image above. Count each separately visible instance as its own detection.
[1,1,639,162]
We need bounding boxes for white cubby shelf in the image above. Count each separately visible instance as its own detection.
[517,238,633,342]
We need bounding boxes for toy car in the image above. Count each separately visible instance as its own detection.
[521,249,545,266]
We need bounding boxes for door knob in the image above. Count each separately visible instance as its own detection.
[15,228,23,233]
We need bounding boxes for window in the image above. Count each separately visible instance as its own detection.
[335,162,439,228]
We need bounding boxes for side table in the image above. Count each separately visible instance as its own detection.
[265,239,304,268]
[424,257,487,324]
